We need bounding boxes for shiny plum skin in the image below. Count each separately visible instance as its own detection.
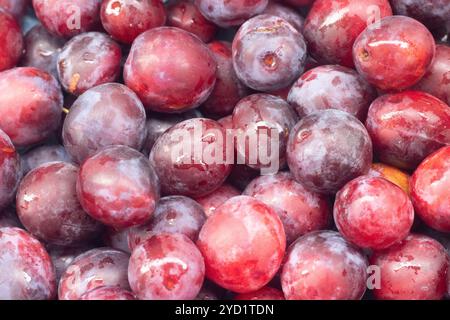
[0,227,56,300]
[287,65,377,121]
[244,172,331,244]
[62,83,147,164]
[367,163,410,195]
[281,231,368,300]
[195,184,240,217]
[390,0,450,35]
[128,233,205,300]
[32,0,102,38]
[21,25,65,79]
[414,44,450,106]
[142,111,201,155]
[80,286,136,300]
[57,32,122,96]
[365,91,450,170]
[77,145,160,229]
[353,16,435,91]
[124,27,217,113]
[303,0,392,67]
[232,14,307,92]
[201,41,249,119]
[0,0,28,19]
[195,0,268,27]
[232,94,299,170]
[334,176,414,250]
[21,144,71,175]
[263,2,304,32]
[197,196,286,293]
[149,118,233,198]
[100,0,166,44]
[128,196,206,251]
[0,9,23,71]
[235,287,285,300]
[410,147,450,233]
[0,67,63,147]
[58,247,130,300]
[167,1,216,43]
[0,130,20,210]
[287,110,373,195]
[371,234,448,300]
[16,162,103,246]
[48,245,94,283]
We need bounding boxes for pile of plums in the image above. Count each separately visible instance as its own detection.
[0,0,448,300]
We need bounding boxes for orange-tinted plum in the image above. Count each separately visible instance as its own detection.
[367,163,410,195]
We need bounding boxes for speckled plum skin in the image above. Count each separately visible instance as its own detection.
[334,176,414,250]
[390,0,450,35]
[57,32,122,96]
[244,172,331,244]
[197,196,286,293]
[62,83,147,164]
[124,27,217,113]
[0,0,28,19]
[167,1,216,43]
[48,245,94,283]
[201,41,249,119]
[195,184,241,217]
[365,91,450,170]
[287,65,377,121]
[58,247,130,300]
[410,147,450,233]
[142,111,201,155]
[101,0,166,44]
[0,67,63,147]
[263,2,304,32]
[80,286,136,300]
[128,233,205,300]
[21,25,65,79]
[303,0,392,67]
[149,118,232,198]
[281,231,368,300]
[33,0,102,38]
[233,94,299,170]
[0,227,56,300]
[371,234,449,300]
[287,110,373,195]
[367,163,410,195]
[353,16,435,91]
[16,162,103,246]
[128,196,206,251]
[195,0,268,27]
[0,130,20,210]
[235,287,285,300]
[232,15,307,91]
[77,145,160,229]
[414,44,450,106]
[0,9,24,71]
[21,144,71,175]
